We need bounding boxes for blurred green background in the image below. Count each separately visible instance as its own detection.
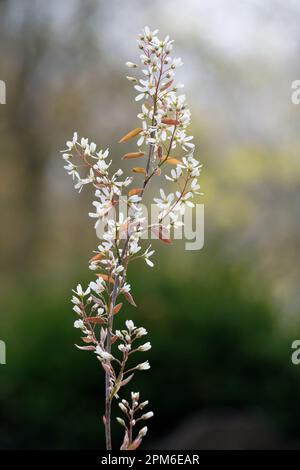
[1,0,300,450]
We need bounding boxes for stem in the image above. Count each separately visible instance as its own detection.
[104,278,119,450]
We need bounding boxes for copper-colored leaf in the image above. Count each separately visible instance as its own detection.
[165,157,181,165]
[89,252,105,263]
[127,437,142,451]
[122,152,145,160]
[157,146,163,160]
[86,316,106,324]
[160,80,173,92]
[120,430,130,451]
[113,303,123,315]
[124,291,137,307]
[75,344,95,351]
[161,118,180,126]
[121,373,134,387]
[119,128,143,143]
[128,188,143,197]
[97,273,115,284]
[151,225,172,245]
[132,167,146,174]
[81,336,94,343]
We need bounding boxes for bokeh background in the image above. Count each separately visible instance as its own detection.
[1,0,300,450]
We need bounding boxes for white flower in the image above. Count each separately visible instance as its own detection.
[89,278,105,294]
[135,327,148,338]
[131,391,140,401]
[141,411,154,420]
[136,360,151,371]
[125,320,135,332]
[121,282,131,294]
[73,305,81,315]
[172,57,183,68]
[138,342,152,352]
[66,131,78,150]
[95,345,114,361]
[191,178,201,194]
[74,319,84,329]
[165,165,182,182]
[71,295,81,305]
[154,189,174,210]
[118,343,131,353]
[73,284,90,297]
[143,245,155,268]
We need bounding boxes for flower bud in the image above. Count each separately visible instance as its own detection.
[116,417,126,427]
[118,403,127,413]
[138,342,151,352]
[141,411,154,420]
[138,426,148,438]
[126,62,138,68]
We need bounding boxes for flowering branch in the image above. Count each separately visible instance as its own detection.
[61,26,201,451]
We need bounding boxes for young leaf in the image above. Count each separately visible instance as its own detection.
[75,344,95,351]
[124,291,137,307]
[127,437,142,451]
[89,252,106,263]
[128,188,143,197]
[81,336,94,343]
[119,128,143,143]
[165,157,181,165]
[161,118,180,126]
[122,152,145,160]
[113,303,123,315]
[132,167,146,174]
[120,431,130,451]
[121,373,134,387]
[151,225,172,244]
[160,80,174,92]
[86,316,106,324]
[97,273,115,284]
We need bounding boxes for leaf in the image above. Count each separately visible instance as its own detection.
[81,336,94,343]
[121,373,134,387]
[155,167,161,176]
[86,316,106,324]
[75,344,95,351]
[151,225,172,245]
[97,273,115,284]
[120,430,130,451]
[132,167,146,174]
[161,118,180,126]
[160,79,173,92]
[89,252,105,263]
[124,291,137,307]
[165,157,181,165]
[128,188,143,197]
[127,437,142,451]
[119,128,143,143]
[157,146,163,160]
[113,303,123,315]
[122,152,145,160]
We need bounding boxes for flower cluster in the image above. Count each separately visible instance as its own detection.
[117,392,154,450]
[61,26,201,450]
